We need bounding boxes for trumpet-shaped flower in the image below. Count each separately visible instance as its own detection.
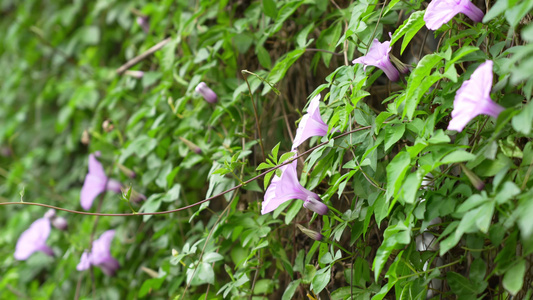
[81,153,122,210]
[448,60,504,132]
[77,230,120,276]
[262,155,328,215]
[292,95,329,150]
[195,82,218,103]
[424,0,484,30]
[352,36,399,82]
[14,218,54,260]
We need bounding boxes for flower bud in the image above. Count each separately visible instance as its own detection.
[195,82,217,103]
[81,130,90,145]
[124,70,144,79]
[303,196,329,215]
[52,217,68,231]
[44,209,56,220]
[296,224,324,242]
[389,54,410,74]
[102,120,114,132]
[136,16,150,33]
[0,146,12,157]
[178,137,202,154]
[116,163,136,178]
[172,249,178,256]
[460,164,485,191]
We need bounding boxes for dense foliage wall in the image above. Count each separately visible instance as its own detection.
[1,0,533,299]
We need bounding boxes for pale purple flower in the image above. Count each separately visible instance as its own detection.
[292,95,329,150]
[424,0,484,30]
[195,82,217,103]
[14,218,54,260]
[448,60,504,132]
[77,230,120,276]
[136,16,150,33]
[262,154,328,215]
[80,153,122,210]
[352,35,400,82]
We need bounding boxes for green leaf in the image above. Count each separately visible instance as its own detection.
[302,264,316,284]
[402,54,443,120]
[512,100,533,134]
[384,123,405,151]
[447,272,477,296]
[440,150,476,164]
[316,22,342,67]
[503,260,526,295]
[281,279,301,300]
[256,45,272,69]
[483,0,508,22]
[270,0,304,35]
[203,252,224,263]
[262,0,277,18]
[311,267,331,294]
[390,11,425,55]
[386,152,411,199]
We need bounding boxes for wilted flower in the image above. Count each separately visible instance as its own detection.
[80,153,122,210]
[52,217,69,231]
[195,82,217,103]
[292,95,329,150]
[448,60,504,132]
[352,35,400,82]
[424,0,484,30]
[14,218,54,260]
[136,16,150,33]
[102,120,114,132]
[262,154,328,215]
[296,224,324,241]
[77,230,120,276]
[81,130,90,145]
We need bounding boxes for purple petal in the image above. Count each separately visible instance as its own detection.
[425,0,484,30]
[303,196,329,215]
[262,154,321,215]
[195,82,218,103]
[352,38,399,82]
[90,230,116,266]
[76,252,91,271]
[292,95,329,149]
[98,257,120,276]
[448,61,503,132]
[80,173,107,210]
[14,218,53,260]
[81,154,123,210]
[88,153,106,179]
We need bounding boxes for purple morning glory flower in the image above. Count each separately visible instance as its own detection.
[448,60,504,132]
[352,36,400,82]
[80,153,122,210]
[262,153,328,215]
[77,230,120,276]
[195,82,218,103]
[424,0,484,30]
[14,218,54,260]
[292,95,329,150]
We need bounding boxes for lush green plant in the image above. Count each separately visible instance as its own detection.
[1,0,533,299]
